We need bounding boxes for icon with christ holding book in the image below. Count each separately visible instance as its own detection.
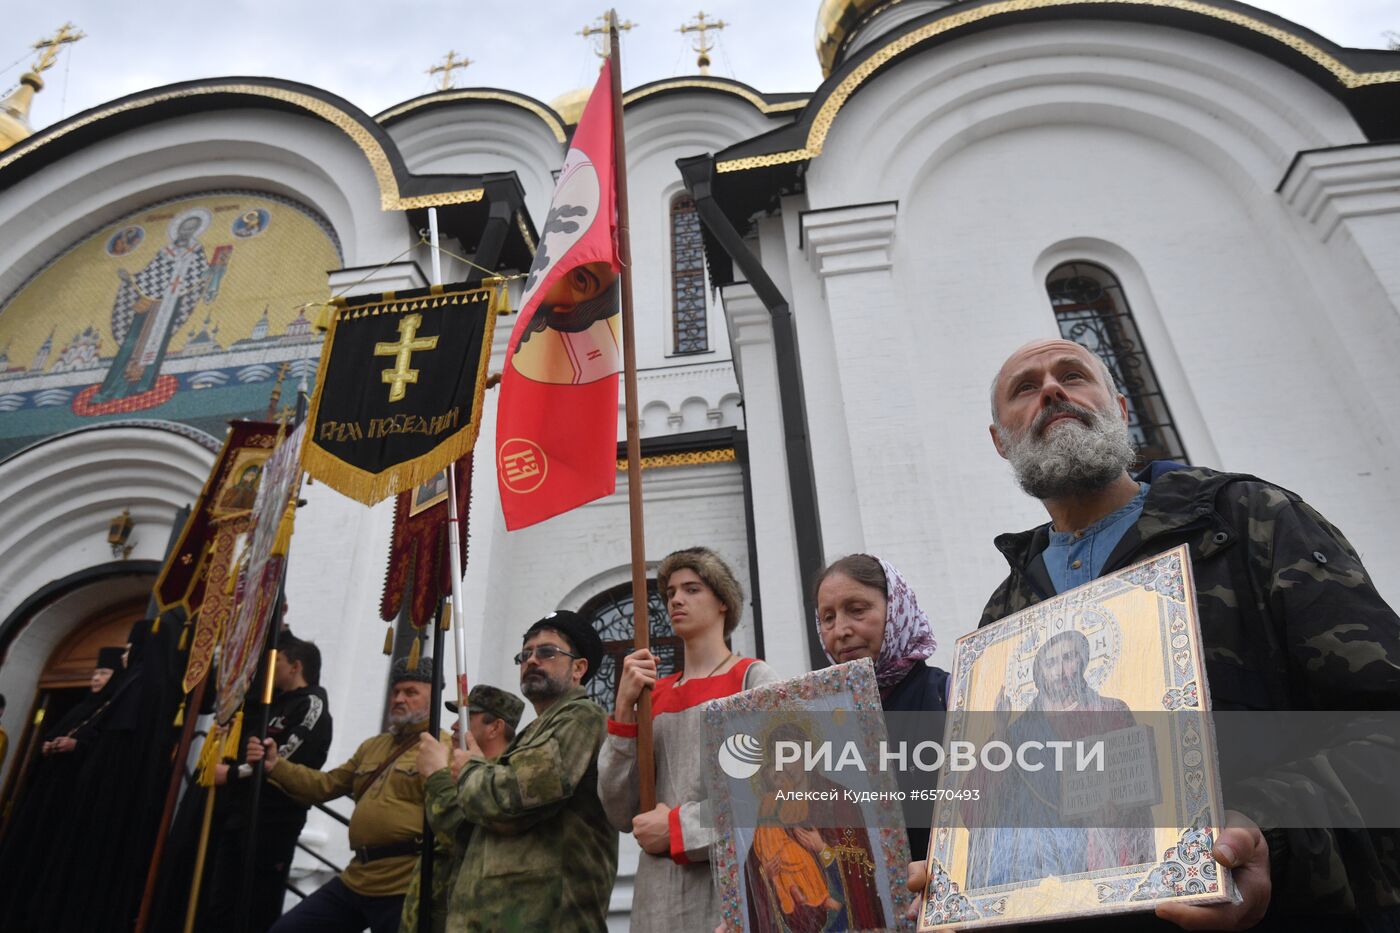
[920,547,1234,930]
[962,627,1156,890]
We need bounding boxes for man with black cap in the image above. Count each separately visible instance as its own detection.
[247,656,445,933]
[441,610,618,932]
[405,684,525,933]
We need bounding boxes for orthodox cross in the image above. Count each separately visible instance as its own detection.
[32,23,85,75]
[579,14,635,59]
[374,313,439,402]
[427,50,472,90]
[679,11,726,75]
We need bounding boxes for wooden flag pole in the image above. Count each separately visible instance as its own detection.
[427,207,471,750]
[608,9,655,811]
[134,659,211,933]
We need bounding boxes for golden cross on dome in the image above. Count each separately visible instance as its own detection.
[679,11,726,75]
[427,50,472,90]
[374,313,439,402]
[579,13,635,59]
[32,22,85,75]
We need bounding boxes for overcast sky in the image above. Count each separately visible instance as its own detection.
[4,1,1397,133]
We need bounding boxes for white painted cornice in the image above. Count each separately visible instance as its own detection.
[1279,143,1400,242]
[801,201,898,281]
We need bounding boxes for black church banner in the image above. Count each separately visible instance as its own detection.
[302,282,499,505]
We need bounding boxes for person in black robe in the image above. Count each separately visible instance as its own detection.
[51,614,184,933]
[0,646,127,932]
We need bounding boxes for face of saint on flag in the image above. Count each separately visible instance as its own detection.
[510,149,621,386]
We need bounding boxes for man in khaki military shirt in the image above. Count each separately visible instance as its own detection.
[248,657,440,933]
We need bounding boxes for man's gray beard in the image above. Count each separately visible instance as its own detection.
[388,708,427,736]
[1000,403,1137,501]
[521,668,570,704]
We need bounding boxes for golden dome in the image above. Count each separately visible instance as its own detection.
[0,72,43,153]
[549,86,593,126]
[815,0,884,77]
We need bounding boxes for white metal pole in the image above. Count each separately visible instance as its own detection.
[427,208,469,749]
[427,208,443,291]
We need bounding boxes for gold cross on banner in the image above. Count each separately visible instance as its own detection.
[679,11,726,75]
[428,50,472,90]
[579,13,635,59]
[32,22,85,75]
[374,313,439,402]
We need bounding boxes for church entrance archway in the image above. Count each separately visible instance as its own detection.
[0,565,156,829]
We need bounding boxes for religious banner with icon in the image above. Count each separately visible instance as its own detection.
[380,454,473,635]
[153,420,280,693]
[216,420,307,725]
[704,659,916,932]
[918,545,1233,930]
[301,282,498,505]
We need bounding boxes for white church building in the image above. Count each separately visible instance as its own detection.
[1,0,1398,924]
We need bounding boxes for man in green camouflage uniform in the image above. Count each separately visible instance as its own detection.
[402,685,524,933]
[442,611,617,932]
[936,338,1400,931]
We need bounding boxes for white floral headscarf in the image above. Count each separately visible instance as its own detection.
[816,556,936,689]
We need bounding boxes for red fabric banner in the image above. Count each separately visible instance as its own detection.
[496,61,620,530]
[380,455,473,629]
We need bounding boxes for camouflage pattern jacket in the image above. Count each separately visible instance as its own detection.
[401,765,474,933]
[446,687,618,932]
[981,465,1400,928]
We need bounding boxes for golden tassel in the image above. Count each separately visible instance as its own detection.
[178,623,190,652]
[495,281,512,316]
[271,502,297,557]
[151,615,161,634]
[223,709,245,762]
[196,724,226,787]
[311,302,337,332]
[407,636,421,668]
[173,699,186,728]
[383,625,394,656]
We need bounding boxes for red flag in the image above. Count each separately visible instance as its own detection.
[496,62,621,529]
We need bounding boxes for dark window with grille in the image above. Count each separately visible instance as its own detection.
[1045,261,1187,465]
[580,580,684,710]
[671,194,708,354]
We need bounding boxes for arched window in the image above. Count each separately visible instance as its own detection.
[580,580,684,709]
[670,193,708,354]
[1045,262,1187,464]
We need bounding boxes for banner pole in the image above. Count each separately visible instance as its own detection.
[427,206,471,748]
[135,659,211,933]
[608,9,655,811]
[235,394,306,932]
[419,599,447,933]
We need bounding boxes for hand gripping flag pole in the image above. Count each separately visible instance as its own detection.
[607,9,656,812]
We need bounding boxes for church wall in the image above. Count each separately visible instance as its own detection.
[750,20,1398,663]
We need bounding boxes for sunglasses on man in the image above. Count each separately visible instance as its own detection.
[513,644,580,665]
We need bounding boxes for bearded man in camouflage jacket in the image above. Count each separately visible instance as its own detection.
[443,611,617,932]
[921,338,1399,932]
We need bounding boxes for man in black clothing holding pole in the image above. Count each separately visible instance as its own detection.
[206,636,333,932]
